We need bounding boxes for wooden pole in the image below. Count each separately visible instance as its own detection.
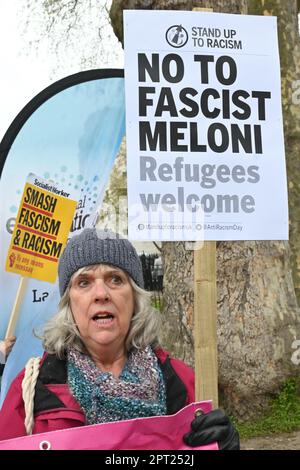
[5,276,28,338]
[193,7,214,12]
[192,6,218,409]
[194,242,218,407]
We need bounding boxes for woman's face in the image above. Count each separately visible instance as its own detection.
[69,264,135,356]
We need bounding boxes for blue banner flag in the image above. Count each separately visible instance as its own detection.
[0,70,125,406]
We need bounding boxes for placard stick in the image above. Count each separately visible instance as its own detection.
[193,7,213,13]
[194,242,218,407]
[5,276,28,338]
[192,6,218,408]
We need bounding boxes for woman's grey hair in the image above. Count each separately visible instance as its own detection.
[41,265,161,358]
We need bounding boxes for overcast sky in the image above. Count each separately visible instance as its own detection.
[0,0,123,141]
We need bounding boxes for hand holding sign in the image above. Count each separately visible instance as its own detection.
[183,408,239,450]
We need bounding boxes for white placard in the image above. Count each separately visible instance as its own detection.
[124,10,288,241]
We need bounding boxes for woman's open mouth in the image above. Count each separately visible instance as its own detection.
[91,313,115,325]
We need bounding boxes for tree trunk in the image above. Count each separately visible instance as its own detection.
[110,0,248,44]
[248,0,300,302]
[110,0,300,419]
[97,137,127,233]
[217,240,299,417]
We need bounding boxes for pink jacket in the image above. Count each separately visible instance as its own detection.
[0,348,195,441]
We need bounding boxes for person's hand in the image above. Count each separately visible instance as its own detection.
[183,409,240,450]
[3,336,16,356]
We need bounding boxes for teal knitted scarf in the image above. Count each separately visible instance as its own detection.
[67,346,167,425]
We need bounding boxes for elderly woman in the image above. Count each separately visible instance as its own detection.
[0,228,239,449]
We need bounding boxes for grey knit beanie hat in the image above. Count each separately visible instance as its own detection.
[58,228,144,296]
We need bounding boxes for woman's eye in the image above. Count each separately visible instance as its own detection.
[78,278,90,287]
[110,275,123,285]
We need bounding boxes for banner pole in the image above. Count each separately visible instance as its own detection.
[5,276,28,338]
[192,6,218,408]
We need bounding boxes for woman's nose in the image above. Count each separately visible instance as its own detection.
[94,280,110,302]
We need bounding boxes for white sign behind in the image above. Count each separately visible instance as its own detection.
[124,10,288,241]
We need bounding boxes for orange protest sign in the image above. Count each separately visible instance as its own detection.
[5,173,77,283]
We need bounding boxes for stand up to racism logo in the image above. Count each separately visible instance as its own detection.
[166,25,188,48]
